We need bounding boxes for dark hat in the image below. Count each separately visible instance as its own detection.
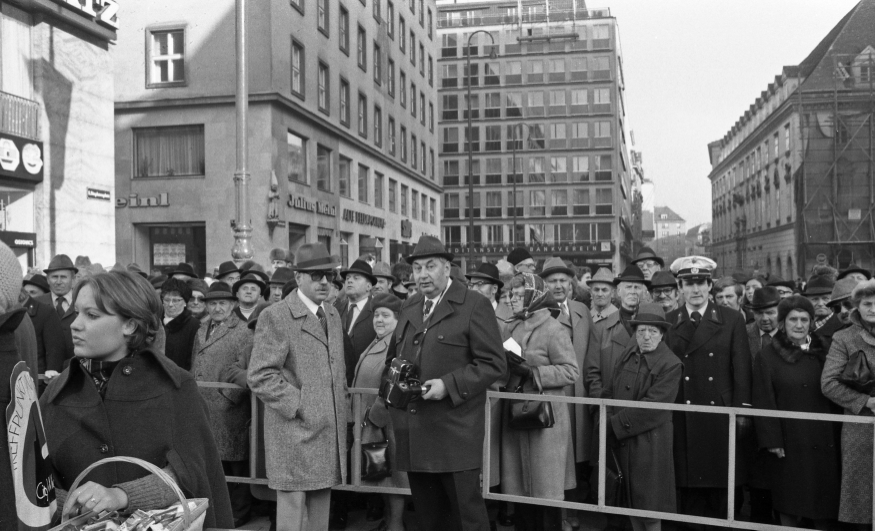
[270,267,295,285]
[746,286,781,310]
[149,274,167,290]
[670,256,717,281]
[731,270,751,284]
[282,279,299,299]
[649,270,678,289]
[188,278,209,295]
[828,277,860,306]
[294,243,340,270]
[269,248,289,261]
[803,275,835,296]
[507,247,533,266]
[838,264,872,281]
[341,259,378,285]
[630,247,665,268]
[539,257,576,280]
[161,277,192,303]
[405,235,454,264]
[588,267,615,287]
[613,264,651,288]
[465,262,504,289]
[450,264,468,285]
[766,275,795,290]
[372,262,396,283]
[629,303,670,331]
[215,261,241,280]
[74,255,92,269]
[127,263,148,278]
[240,261,270,283]
[233,273,267,294]
[22,274,50,294]
[169,262,199,279]
[203,281,236,301]
[44,254,78,274]
[332,277,344,290]
[372,292,402,314]
[777,295,816,324]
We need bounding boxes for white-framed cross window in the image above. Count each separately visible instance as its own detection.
[148,29,185,86]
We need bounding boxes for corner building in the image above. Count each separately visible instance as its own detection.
[436,0,633,271]
[113,0,441,275]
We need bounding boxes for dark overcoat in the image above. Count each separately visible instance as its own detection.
[388,279,506,473]
[753,332,840,520]
[744,322,776,490]
[39,347,234,529]
[23,295,65,373]
[584,311,633,402]
[1,309,26,528]
[814,313,847,343]
[338,296,377,386]
[604,340,682,513]
[35,293,75,363]
[665,302,752,488]
[164,308,200,371]
[558,299,593,463]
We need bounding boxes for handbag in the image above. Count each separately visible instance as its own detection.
[508,377,555,430]
[360,409,391,481]
[839,350,875,395]
[604,448,629,508]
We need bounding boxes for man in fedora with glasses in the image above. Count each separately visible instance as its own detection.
[248,243,347,531]
[388,235,505,531]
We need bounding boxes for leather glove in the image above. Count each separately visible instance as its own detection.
[509,360,534,378]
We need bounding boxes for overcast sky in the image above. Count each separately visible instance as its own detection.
[607,0,860,228]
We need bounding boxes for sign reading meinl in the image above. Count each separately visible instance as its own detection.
[0,133,43,184]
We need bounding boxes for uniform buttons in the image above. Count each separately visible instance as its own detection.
[710,401,715,405]
[708,353,714,357]
[708,377,713,381]
[686,400,691,404]
[803,383,808,388]
[624,422,631,428]
[625,385,631,390]
[122,365,133,376]
[414,340,420,345]
[99,444,109,454]
[685,355,689,358]
[685,377,690,381]
[462,392,468,397]
[410,409,417,415]
[620,442,626,447]
[437,335,444,340]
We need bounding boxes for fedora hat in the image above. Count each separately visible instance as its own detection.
[405,235,454,264]
[233,273,267,294]
[203,281,236,301]
[746,286,781,310]
[507,247,534,266]
[269,248,289,262]
[649,270,677,289]
[44,254,78,274]
[127,263,148,278]
[149,274,167,290]
[215,261,241,280]
[294,243,340,271]
[372,262,396,283]
[803,275,834,296]
[22,274,50,294]
[169,262,199,279]
[614,264,651,288]
[240,261,270,283]
[188,278,209,295]
[838,264,872,281]
[588,267,615,287]
[631,247,664,268]
[341,259,378,285]
[465,262,504,289]
[629,303,670,331]
[539,257,576,280]
[766,275,795,290]
[828,277,861,306]
[270,267,295,286]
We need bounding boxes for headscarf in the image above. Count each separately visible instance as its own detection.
[508,273,560,321]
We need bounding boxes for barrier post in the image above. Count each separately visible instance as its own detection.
[351,392,363,486]
[597,403,606,508]
[726,411,737,525]
[483,394,492,497]
[249,392,258,480]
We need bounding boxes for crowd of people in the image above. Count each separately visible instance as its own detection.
[1,235,874,531]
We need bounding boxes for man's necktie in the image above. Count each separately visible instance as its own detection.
[56,297,66,318]
[761,333,770,350]
[423,299,434,320]
[562,303,569,318]
[345,303,356,333]
[317,306,328,337]
[691,311,702,327]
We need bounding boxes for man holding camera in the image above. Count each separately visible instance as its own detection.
[387,235,506,531]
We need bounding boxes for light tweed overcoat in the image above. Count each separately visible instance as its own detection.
[248,290,348,491]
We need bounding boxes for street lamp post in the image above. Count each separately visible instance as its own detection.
[466,30,497,270]
[231,0,253,263]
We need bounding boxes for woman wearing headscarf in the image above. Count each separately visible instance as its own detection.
[753,296,840,529]
[501,273,578,531]
[602,303,682,531]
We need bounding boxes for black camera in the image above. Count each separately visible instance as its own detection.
[379,358,430,409]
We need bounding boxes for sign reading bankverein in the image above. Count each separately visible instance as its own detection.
[0,133,43,184]
[447,241,614,256]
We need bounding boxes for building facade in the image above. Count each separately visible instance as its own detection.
[650,205,685,265]
[113,0,441,276]
[436,1,633,271]
[0,0,118,270]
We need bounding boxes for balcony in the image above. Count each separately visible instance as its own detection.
[0,91,40,141]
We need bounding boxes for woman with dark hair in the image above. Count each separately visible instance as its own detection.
[161,278,200,371]
[822,279,875,529]
[753,295,840,529]
[39,271,233,527]
[501,273,578,531]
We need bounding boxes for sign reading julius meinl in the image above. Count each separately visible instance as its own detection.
[447,241,614,256]
[0,133,43,184]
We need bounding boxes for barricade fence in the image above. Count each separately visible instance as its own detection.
[190,382,875,530]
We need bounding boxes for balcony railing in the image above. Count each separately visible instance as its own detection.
[0,90,40,141]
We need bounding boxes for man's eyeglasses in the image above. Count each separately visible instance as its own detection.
[306,270,337,282]
[468,281,488,288]
[162,297,185,305]
[652,288,675,298]
[190,296,205,304]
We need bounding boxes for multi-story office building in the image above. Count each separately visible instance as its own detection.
[437,0,633,271]
[0,0,118,269]
[113,0,441,275]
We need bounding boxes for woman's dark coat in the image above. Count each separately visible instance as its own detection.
[163,308,200,371]
[753,332,840,520]
[39,347,233,529]
[603,340,682,512]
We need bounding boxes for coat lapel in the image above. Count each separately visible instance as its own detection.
[287,291,328,346]
[426,280,465,329]
[351,297,374,336]
[201,316,237,350]
[686,303,722,354]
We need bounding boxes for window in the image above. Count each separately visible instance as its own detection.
[485,158,502,184]
[570,89,588,113]
[528,157,545,182]
[507,190,523,217]
[374,172,384,208]
[441,64,458,88]
[389,179,397,212]
[318,0,328,34]
[400,71,407,106]
[339,7,349,53]
[358,164,369,203]
[148,29,185,86]
[287,131,306,183]
[388,116,396,155]
[412,190,419,218]
[527,60,544,82]
[400,126,408,161]
[443,160,459,186]
[549,123,566,148]
[571,155,589,181]
[419,0,424,25]
[784,123,790,151]
[465,192,480,219]
[429,102,434,132]
[505,61,522,84]
[374,43,382,83]
[374,105,382,146]
[420,92,425,124]
[571,122,588,148]
[595,154,612,180]
[549,90,565,116]
[593,88,610,110]
[410,31,416,65]
[317,145,331,191]
[550,156,567,182]
[441,33,456,58]
[463,94,478,119]
[339,156,351,197]
[317,62,329,113]
[388,1,395,37]
[483,62,500,86]
[388,58,396,96]
[463,63,479,87]
[526,123,545,149]
[401,184,408,215]
[429,149,435,180]
[485,125,502,151]
[592,24,610,47]
[595,188,613,214]
[527,91,544,116]
[486,191,502,217]
[465,126,480,152]
[410,82,417,117]
[464,159,480,185]
[133,125,204,178]
[420,141,427,173]
[442,94,458,120]
[411,134,418,169]
[444,193,459,219]
[773,132,779,158]
[400,17,407,52]
[529,190,546,216]
[592,56,610,79]
[442,127,458,153]
[291,40,304,97]
[551,190,568,216]
[549,58,565,82]
[358,93,368,137]
[594,121,611,146]
[428,9,433,38]
[357,26,367,70]
[573,189,590,215]
[428,55,433,86]
[339,78,350,125]
[419,43,425,76]
[506,92,522,117]
[373,0,381,20]
[570,57,587,80]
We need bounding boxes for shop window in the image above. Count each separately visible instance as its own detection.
[148,28,185,87]
[287,131,306,183]
[150,225,206,278]
[134,125,205,178]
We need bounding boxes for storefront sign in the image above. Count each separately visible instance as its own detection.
[0,232,36,249]
[342,209,386,228]
[52,0,119,29]
[288,194,336,216]
[447,241,615,256]
[87,188,111,201]
[0,134,43,184]
[401,220,413,239]
[115,193,169,208]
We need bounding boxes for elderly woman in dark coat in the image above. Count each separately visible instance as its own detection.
[753,296,840,528]
[822,279,875,528]
[39,271,233,528]
[602,303,682,531]
[160,278,201,371]
[502,273,578,531]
